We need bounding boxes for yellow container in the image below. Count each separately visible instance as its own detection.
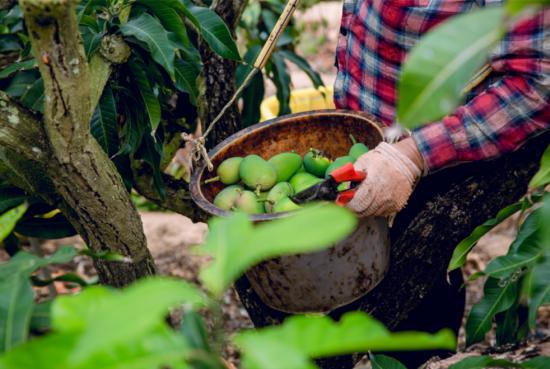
[260,86,335,121]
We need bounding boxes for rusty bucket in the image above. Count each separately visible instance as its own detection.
[190,110,390,313]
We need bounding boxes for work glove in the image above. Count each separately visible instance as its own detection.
[347,138,424,217]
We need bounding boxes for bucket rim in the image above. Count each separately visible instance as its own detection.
[189,109,384,221]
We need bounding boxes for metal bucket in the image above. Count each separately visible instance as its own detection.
[190,110,390,313]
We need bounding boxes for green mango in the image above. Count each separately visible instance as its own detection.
[303,149,332,177]
[217,157,243,184]
[235,191,265,214]
[325,156,355,178]
[268,152,302,182]
[349,143,369,161]
[272,197,301,213]
[265,182,294,213]
[289,172,323,194]
[239,155,278,191]
[213,185,243,211]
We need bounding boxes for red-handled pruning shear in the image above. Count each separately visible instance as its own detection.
[291,163,367,206]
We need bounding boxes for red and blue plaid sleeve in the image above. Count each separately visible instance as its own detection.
[412,9,550,171]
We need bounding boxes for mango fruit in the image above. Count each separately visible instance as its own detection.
[289,172,323,193]
[213,185,243,211]
[325,156,355,178]
[268,152,302,182]
[349,143,369,161]
[216,157,243,184]
[303,149,332,177]
[272,197,301,213]
[265,182,294,213]
[235,190,265,214]
[239,155,277,191]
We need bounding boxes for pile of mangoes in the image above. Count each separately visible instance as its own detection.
[209,138,369,214]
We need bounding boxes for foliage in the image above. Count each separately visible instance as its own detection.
[237,0,324,125]
[0,204,456,369]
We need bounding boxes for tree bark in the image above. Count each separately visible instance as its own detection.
[17,0,155,287]
[234,130,550,367]
[197,0,248,148]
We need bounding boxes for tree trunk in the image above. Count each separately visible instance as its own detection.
[17,0,155,287]
[234,130,550,368]
[198,0,248,148]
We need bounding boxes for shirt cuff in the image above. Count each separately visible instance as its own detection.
[411,121,459,173]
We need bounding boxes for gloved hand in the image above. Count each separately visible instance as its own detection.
[347,138,424,217]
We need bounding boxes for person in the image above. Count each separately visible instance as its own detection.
[334,0,549,366]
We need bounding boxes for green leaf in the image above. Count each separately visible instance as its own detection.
[370,355,407,369]
[30,301,52,333]
[15,213,77,240]
[397,7,504,128]
[0,59,35,79]
[528,253,550,328]
[507,0,550,15]
[197,203,357,297]
[0,184,26,214]
[5,70,39,98]
[18,77,44,112]
[465,278,519,346]
[0,247,76,352]
[449,356,523,369]
[180,2,240,61]
[522,356,550,369]
[120,13,176,78]
[128,58,161,131]
[0,203,27,242]
[174,58,200,105]
[449,199,526,271]
[91,85,118,156]
[530,145,550,189]
[495,297,520,345]
[58,278,206,364]
[270,51,291,116]
[180,310,210,351]
[279,50,323,89]
[484,231,542,279]
[135,0,190,47]
[234,312,455,369]
[81,26,103,59]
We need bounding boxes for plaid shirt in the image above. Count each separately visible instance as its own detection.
[334,0,550,171]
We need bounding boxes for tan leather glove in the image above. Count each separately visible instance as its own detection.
[347,138,424,217]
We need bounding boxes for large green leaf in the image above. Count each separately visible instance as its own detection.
[0,184,26,214]
[180,2,240,61]
[197,203,357,297]
[270,51,291,116]
[397,8,504,128]
[0,247,76,352]
[449,355,550,369]
[370,355,407,369]
[174,58,200,106]
[234,312,455,369]
[128,58,161,131]
[120,13,176,78]
[90,85,118,156]
[0,59,35,79]
[136,0,190,47]
[484,231,542,279]
[448,199,527,271]
[58,278,206,364]
[0,325,190,369]
[18,77,44,112]
[15,212,77,240]
[279,50,323,89]
[465,278,519,346]
[530,145,550,189]
[528,251,550,328]
[0,203,27,242]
